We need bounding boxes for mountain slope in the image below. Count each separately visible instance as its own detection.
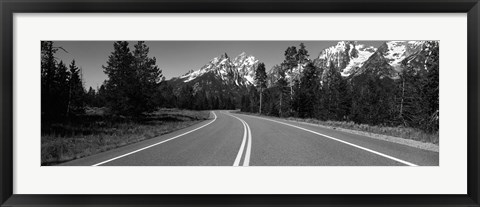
[177,52,258,86]
[314,41,377,76]
[169,52,260,98]
[313,41,432,79]
[168,41,437,104]
[375,41,426,71]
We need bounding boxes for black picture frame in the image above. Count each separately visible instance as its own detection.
[1,0,479,206]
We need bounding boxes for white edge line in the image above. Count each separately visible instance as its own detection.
[92,111,218,166]
[239,114,418,166]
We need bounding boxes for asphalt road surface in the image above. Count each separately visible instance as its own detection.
[61,110,439,166]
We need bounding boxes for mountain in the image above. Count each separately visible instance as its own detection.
[262,40,435,89]
[374,41,426,70]
[168,40,436,99]
[399,41,438,73]
[312,41,433,78]
[354,50,396,77]
[353,41,431,78]
[268,41,378,85]
[169,52,259,95]
[314,41,377,77]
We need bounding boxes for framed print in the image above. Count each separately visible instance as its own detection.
[1,0,479,206]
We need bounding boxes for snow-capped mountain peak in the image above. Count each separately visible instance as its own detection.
[316,41,377,76]
[179,52,259,86]
[233,52,258,84]
[313,40,433,79]
[342,44,377,76]
[377,41,426,70]
[318,41,354,60]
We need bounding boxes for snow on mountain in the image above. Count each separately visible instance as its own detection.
[233,52,259,85]
[376,41,426,71]
[314,40,429,78]
[347,40,432,78]
[318,41,351,60]
[316,41,376,76]
[176,41,433,93]
[178,52,259,86]
[180,56,224,82]
[343,44,377,75]
[317,41,354,70]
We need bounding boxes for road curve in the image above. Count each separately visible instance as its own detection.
[61,111,245,166]
[60,110,438,166]
[234,113,438,166]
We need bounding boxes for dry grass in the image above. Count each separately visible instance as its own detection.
[41,108,211,165]
[237,111,439,145]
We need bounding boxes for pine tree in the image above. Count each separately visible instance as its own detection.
[240,95,247,112]
[322,61,343,120]
[178,84,194,109]
[248,85,259,112]
[395,42,439,132]
[54,61,70,117]
[194,90,208,110]
[297,62,320,118]
[213,97,220,109]
[283,46,298,70]
[133,41,163,112]
[67,60,85,115]
[103,41,136,115]
[264,88,279,116]
[204,94,211,110]
[397,69,421,127]
[336,74,351,121]
[275,65,290,117]
[350,70,396,126]
[281,45,302,115]
[254,62,267,114]
[291,78,301,117]
[102,41,162,116]
[296,43,310,64]
[133,41,162,113]
[86,87,96,107]
[41,41,58,120]
[97,82,108,107]
[157,80,177,108]
[423,41,439,132]
[41,41,57,92]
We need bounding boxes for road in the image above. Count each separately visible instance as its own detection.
[61,110,439,166]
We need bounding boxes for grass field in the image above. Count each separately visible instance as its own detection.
[236,111,439,145]
[41,108,211,166]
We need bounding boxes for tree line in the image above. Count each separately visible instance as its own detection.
[42,41,238,124]
[41,41,85,123]
[241,42,439,133]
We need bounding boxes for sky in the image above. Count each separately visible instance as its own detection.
[53,41,384,90]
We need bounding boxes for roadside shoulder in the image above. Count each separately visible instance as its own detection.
[235,111,439,153]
